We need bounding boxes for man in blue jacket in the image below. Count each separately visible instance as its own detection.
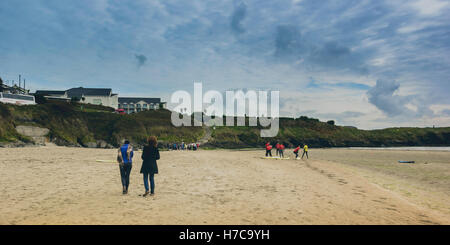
[118,140,134,194]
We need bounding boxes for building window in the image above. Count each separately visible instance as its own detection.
[93,99,102,105]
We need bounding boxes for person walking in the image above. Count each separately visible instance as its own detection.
[118,140,134,194]
[141,136,160,197]
[279,143,285,158]
[302,144,309,159]
[293,145,301,159]
[265,142,273,157]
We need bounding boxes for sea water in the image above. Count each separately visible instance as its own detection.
[348,146,450,151]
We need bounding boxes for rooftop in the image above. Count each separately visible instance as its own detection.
[35,90,67,95]
[67,87,112,97]
[118,97,161,104]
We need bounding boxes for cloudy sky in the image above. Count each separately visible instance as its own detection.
[1,0,449,129]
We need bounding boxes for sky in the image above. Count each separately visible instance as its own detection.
[1,0,449,129]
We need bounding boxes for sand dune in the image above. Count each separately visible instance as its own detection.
[0,146,449,225]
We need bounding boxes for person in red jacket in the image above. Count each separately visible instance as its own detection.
[293,145,301,159]
[275,142,280,156]
[265,142,272,157]
[279,143,285,158]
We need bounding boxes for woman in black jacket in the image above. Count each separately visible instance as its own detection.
[141,136,160,197]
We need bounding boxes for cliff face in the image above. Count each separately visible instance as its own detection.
[15,125,49,145]
[1,101,449,148]
[0,101,203,148]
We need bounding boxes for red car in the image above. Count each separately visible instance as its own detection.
[115,109,126,115]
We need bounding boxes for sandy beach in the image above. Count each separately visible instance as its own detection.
[0,146,449,225]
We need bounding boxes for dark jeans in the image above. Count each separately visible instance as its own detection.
[119,164,132,190]
[265,149,272,157]
[294,152,298,158]
[279,150,284,158]
[302,151,309,159]
[143,172,155,193]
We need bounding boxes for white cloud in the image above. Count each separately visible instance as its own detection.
[409,0,449,16]
[430,104,450,114]
[397,21,442,33]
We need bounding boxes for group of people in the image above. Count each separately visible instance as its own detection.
[168,142,200,151]
[265,142,309,159]
[116,137,309,196]
[117,137,160,197]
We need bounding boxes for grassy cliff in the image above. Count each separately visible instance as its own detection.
[0,101,449,148]
[208,117,450,148]
[0,101,203,147]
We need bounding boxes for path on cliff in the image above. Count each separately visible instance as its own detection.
[198,126,212,145]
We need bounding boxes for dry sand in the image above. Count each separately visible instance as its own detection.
[0,146,449,225]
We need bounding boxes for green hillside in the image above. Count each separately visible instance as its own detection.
[208,117,450,148]
[0,101,449,148]
[0,101,203,147]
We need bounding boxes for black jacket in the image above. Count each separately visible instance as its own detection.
[140,145,160,174]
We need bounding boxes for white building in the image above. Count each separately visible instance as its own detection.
[0,92,36,105]
[118,97,167,114]
[0,78,35,105]
[35,87,119,109]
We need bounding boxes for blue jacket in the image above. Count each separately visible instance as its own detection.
[120,144,134,164]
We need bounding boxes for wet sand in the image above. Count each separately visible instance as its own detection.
[0,146,449,224]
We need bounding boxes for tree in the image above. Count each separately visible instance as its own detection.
[327,120,335,126]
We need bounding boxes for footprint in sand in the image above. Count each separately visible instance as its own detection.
[372,199,384,203]
[386,207,398,212]
[420,219,438,224]
[338,179,348,185]
[353,192,366,197]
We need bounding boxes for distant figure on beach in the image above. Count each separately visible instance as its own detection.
[141,136,160,197]
[279,143,285,158]
[293,145,300,159]
[275,142,280,156]
[118,140,134,194]
[302,144,309,159]
[265,142,272,157]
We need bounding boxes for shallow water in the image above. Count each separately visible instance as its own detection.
[348,146,450,151]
